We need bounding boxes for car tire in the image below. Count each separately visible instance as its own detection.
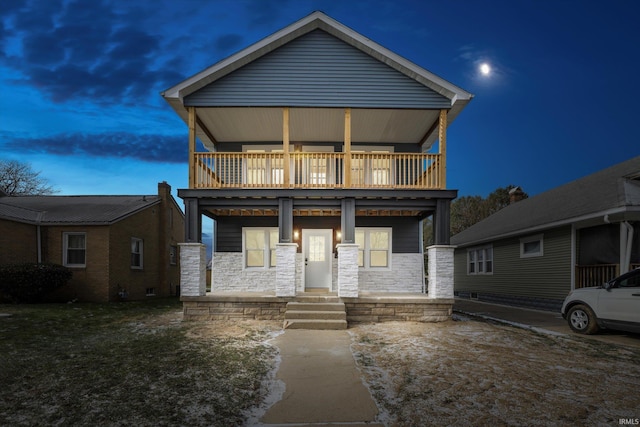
[567,304,599,334]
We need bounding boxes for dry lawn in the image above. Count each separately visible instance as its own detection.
[2,301,639,426]
[349,316,640,426]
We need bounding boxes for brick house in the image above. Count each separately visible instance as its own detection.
[162,12,473,326]
[0,182,184,302]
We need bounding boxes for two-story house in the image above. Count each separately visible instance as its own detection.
[163,12,473,324]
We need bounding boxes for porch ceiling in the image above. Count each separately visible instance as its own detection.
[194,107,440,148]
[204,208,426,217]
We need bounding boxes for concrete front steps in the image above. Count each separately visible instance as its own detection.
[283,301,347,330]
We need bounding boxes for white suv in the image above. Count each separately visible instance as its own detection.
[561,268,640,334]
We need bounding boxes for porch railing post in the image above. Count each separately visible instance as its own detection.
[344,108,351,188]
[188,106,196,188]
[283,107,291,187]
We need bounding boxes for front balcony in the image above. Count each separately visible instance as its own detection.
[193,152,443,190]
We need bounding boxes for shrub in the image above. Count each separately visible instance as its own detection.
[0,263,72,303]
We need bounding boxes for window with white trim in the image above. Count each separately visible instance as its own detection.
[355,228,392,269]
[131,238,143,269]
[520,234,543,258]
[63,232,86,267]
[243,228,278,269]
[468,245,493,275]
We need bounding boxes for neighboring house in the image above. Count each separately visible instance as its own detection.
[451,156,640,311]
[0,182,184,302]
[162,12,474,323]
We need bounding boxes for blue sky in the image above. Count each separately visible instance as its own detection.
[1,0,639,203]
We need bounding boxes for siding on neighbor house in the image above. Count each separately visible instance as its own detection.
[454,225,572,301]
[185,30,451,109]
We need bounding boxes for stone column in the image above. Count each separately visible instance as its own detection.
[179,243,207,297]
[427,245,456,299]
[337,244,359,297]
[276,243,298,297]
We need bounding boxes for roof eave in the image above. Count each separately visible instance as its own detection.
[453,206,640,248]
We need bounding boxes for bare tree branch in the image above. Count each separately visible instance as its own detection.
[0,160,58,196]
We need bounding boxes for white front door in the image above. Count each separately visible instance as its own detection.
[303,229,332,289]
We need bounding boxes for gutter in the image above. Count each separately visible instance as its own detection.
[36,211,45,263]
[622,221,634,274]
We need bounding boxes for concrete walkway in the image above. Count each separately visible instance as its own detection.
[259,329,382,426]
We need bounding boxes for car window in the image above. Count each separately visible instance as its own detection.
[617,271,640,288]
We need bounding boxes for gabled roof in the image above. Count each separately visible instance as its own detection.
[161,11,473,149]
[0,195,162,225]
[451,156,640,247]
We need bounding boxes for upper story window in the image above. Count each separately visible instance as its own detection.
[520,234,543,258]
[243,146,284,185]
[63,232,86,268]
[350,146,393,186]
[355,228,392,269]
[468,245,493,275]
[131,238,144,269]
[243,228,278,269]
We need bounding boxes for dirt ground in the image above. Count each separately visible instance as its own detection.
[347,316,640,426]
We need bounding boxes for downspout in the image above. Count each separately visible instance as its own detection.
[36,212,44,264]
[621,221,634,274]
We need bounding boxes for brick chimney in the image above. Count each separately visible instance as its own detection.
[509,186,525,204]
[158,181,172,202]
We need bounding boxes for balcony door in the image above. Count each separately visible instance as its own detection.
[303,229,332,290]
[350,146,393,187]
[243,146,284,186]
[300,146,334,186]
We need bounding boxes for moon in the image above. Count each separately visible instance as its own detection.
[479,62,491,76]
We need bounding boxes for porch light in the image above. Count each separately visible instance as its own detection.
[336,230,342,241]
[293,230,299,240]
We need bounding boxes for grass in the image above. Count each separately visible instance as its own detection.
[0,299,276,426]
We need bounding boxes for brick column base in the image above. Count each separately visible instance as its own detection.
[276,243,298,297]
[337,244,359,297]
[179,243,207,297]
[427,245,456,299]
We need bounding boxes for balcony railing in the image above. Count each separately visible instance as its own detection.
[193,152,442,189]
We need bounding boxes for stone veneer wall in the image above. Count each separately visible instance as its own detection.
[211,253,275,292]
[358,253,424,293]
[182,295,454,323]
[211,252,423,293]
[343,299,453,323]
[183,298,288,321]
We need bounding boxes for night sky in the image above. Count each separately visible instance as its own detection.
[1,0,639,201]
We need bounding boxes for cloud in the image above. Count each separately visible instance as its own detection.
[0,1,185,105]
[5,132,188,163]
[214,34,244,54]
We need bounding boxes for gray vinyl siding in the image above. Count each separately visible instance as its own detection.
[185,30,451,109]
[215,216,419,253]
[454,226,572,300]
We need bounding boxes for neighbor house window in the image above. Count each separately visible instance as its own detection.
[131,238,143,269]
[243,228,278,269]
[520,234,543,258]
[355,228,392,269]
[63,232,86,267]
[468,245,493,275]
